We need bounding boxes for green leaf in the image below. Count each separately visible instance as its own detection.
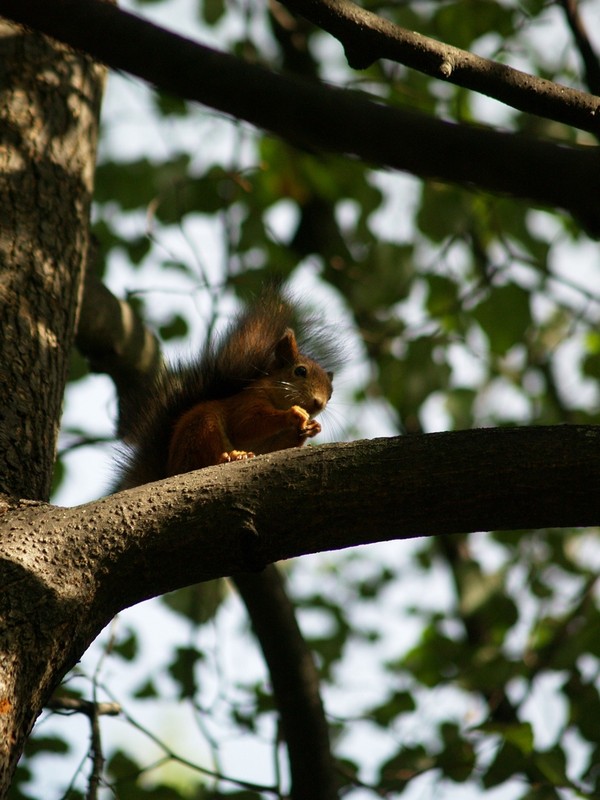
[582,351,600,380]
[433,0,516,50]
[444,388,477,429]
[158,314,189,342]
[482,741,528,789]
[378,336,451,421]
[370,690,416,727]
[533,746,570,787]
[477,722,534,755]
[379,745,435,791]
[472,283,531,355]
[168,646,204,699]
[425,274,460,319]
[162,581,226,625]
[154,91,188,117]
[23,735,70,757]
[95,156,188,210]
[200,0,226,25]
[107,749,142,780]
[134,679,159,699]
[565,671,600,743]
[113,630,139,661]
[50,456,66,498]
[437,722,476,782]
[125,235,151,265]
[417,184,471,241]
[397,623,462,687]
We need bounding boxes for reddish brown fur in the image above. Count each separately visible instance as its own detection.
[167,329,332,475]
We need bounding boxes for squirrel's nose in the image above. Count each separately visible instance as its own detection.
[312,397,325,413]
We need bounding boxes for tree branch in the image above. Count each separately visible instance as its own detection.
[77,270,161,392]
[76,267,162,438]
[2,424,598,789]
[2,0,600,233]
[234,566,337,800]
[4,425,599,625]
[558,0,600,97]
[280,0,600,132]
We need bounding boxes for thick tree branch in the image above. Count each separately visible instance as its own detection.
[76,268,163,438]
[2,423,599,708]
[4,425,599,625]
[2,425,598,790]
[77,270,162,394]
[2,0,600,233]
[280,0,600,132]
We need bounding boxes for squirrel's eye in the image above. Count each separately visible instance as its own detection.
[294,365,308,378]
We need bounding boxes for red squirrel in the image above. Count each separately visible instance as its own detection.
[117,288,337,488]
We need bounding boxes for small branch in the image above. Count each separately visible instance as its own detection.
[47,697,121,717]
[87,708,102,800]
[111,694,278,794]
[279,0,600,132]
[558,0,600,96]
[47,696,119,798]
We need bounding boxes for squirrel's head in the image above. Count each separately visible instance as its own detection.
[268,329,333,416]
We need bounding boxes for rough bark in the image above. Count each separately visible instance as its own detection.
[76,269,163,438]
[0,20,105,501]
[1,0,600,234]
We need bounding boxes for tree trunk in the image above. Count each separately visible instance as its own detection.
[0,20,105,794]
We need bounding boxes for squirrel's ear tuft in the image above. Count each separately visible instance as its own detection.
[273,328,299,366]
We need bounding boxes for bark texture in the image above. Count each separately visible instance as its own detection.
[0,21,105,501]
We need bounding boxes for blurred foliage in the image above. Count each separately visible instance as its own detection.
[34,0,600,797]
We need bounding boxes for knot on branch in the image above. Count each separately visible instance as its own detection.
[344,43,377,70]
[439,59,454,78]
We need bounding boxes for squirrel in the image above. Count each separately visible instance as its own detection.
[117,287,337,489]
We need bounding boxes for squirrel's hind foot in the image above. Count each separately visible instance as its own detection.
[219,450,255,464]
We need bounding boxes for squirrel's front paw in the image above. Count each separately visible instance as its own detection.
[300,419,321,439]
[289,405,310,426]
[219,450,255,464]
[289,406,321,439]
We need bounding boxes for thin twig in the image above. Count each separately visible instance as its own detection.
[558,0,600,96]
[280,0,600,132]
